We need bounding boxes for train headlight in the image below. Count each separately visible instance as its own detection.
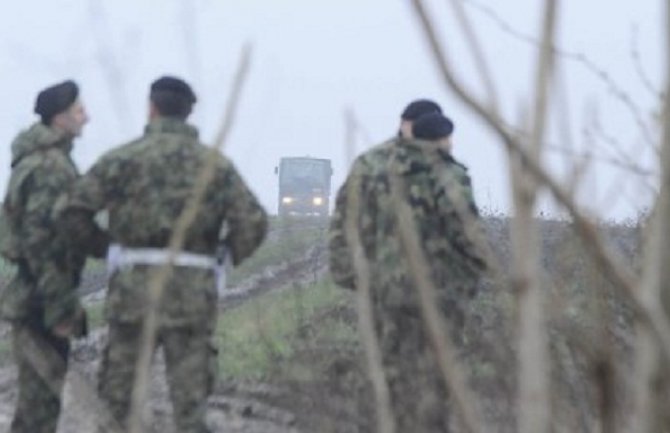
[312,196,324,206]
[282,196,294,204]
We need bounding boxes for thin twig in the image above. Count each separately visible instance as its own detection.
[590,114,653,179]
[181,1,205,126]
[445,0,500,112]
[88,0,133,135]
[630,24,662,101]
[462,0,657,148]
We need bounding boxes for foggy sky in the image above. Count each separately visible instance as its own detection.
[0,0,664,220]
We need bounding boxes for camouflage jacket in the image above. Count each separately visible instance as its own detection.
[329,137,486,311]
[58,117,268,326]
[0,122,84,327]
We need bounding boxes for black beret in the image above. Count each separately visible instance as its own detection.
[400,99,442,121]
[34,80,79,124]
[412,113,455,140]
[150,76,197,103]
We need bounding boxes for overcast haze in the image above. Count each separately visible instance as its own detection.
[0,0,664,220]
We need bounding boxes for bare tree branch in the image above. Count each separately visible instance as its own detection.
[630,25,662,101]
[445,0,500,112]
[88,0,133,135]
[409,0,670,368]
[462,0,657,148]
[514,2,557,430]
[632,4,670,431]
[181,0,205,126]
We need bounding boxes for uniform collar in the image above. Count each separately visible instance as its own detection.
[145,117,199,138]
[391,138,464,174]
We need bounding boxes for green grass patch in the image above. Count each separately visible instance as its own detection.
[84,301,106,330]
[228,217,328,286]
[215,279,356,380]
[84,258,106,274]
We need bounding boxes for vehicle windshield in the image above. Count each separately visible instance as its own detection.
[280,159,329,190]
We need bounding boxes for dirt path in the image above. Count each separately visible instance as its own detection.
[0,240,330,433]
[0,344,303,433]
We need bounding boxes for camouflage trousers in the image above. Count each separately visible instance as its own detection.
[376,305,452,433]
[98,320,217,433]
[10,321,70,433]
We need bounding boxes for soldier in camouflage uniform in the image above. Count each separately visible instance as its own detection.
[57,76,268,433]
[329,111,486,432]
[0,81,94,433]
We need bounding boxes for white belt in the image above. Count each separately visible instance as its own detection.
[106,243,228,293]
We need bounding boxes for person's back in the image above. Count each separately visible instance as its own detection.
[97,120,224,249]
[333,137,484,306]
[329,112,486,432]
[88,116,266,323]
[329,99,444,289]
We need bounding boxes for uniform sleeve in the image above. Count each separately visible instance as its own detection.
[19,165,70,266]
[458,172,480,217]
[328,165,359,290]
[19,165,82,327]
[220,163,268,265]
[436,168,487,273]
[55,161,110,259]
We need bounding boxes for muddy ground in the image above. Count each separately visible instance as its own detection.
[0,229,369,433]
[0,217,643,432]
